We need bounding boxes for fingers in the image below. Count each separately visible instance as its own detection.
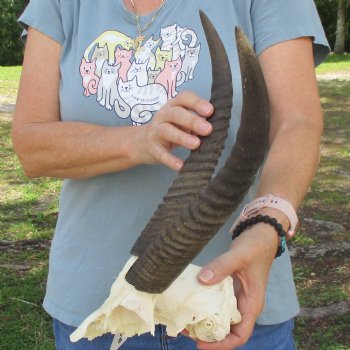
[194,226,277,350]
[158,105,212,139]
[195,279,264,350]
[133,91,214,170]
[169,90,214,117]
[158,92,213,137]
[145,121,204,171]
[147,141,184,171]
[196,319,255,350]
[198,224,278,286]
[198,250,238,285]
[144,118,208,171]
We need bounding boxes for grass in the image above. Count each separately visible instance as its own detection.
[0,65,59,350]
[0,54,350,349]
[0,251,54,350]
[295,316,350,350]
[292,54,350,350]
[0,66,22,104]
[0,116,61,243]
[316,53,350,74]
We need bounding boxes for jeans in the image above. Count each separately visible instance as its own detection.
[53,318,297,350]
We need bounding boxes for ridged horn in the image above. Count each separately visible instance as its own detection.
[125,14,270,293]
[130,10,233,256]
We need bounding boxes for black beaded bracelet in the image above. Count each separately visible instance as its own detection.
[231,214,286,258]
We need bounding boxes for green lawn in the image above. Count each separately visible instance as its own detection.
[0,66,22,104]
[316,53,350,74]
[0,65,60,350]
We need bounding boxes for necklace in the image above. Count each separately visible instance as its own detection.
[129,0,166,51]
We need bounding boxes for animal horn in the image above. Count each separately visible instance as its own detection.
[130,10,233,256]
[125,12,270,293]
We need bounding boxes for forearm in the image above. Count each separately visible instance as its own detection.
[257,117,323,209]
[13,92,214,179]
[13,121,138,179]
[256,37,323,212]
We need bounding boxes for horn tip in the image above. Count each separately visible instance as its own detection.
[235,26,254,54]
[199,9,209,24]
[235,26,245,43]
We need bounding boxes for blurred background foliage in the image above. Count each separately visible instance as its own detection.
[0,0,29,66]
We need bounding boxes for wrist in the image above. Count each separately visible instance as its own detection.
[231,215,286,258]
[126,125,149,167]
[231,195,299,240]
[257,207,289,231]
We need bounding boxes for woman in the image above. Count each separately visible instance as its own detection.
[13,0,329,349]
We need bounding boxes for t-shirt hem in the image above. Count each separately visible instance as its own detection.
[43,298,83,328]
[255,27,330,67]
[18,17,65,45]
[257,305,300,325]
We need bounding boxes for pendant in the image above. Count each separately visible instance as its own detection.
[133,35,145,51]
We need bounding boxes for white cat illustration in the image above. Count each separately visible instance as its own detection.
[160,24,198,60]
[127,59,150,86]
[134,35,160,70]
[180,43,201,83]
[118,76,168,125]
[97,60,121,111]
[91,44,109,77]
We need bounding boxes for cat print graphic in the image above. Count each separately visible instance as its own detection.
[118,77,168,126]
[115,47,133,82]
[97,60,123,111]
[155,56,182,100]
[84,31,134,64]
[79,24,201,126]
[79,58,99,97]
[134,36,160,70]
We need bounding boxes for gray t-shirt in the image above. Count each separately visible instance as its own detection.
[19,0,329,327]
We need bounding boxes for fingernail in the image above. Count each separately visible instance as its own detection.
[174,160,183,171]
[198,268,214,282]
[200,102,212,114]
[199,122,211,134]
[188,136,200,147]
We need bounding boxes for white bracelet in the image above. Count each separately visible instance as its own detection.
[230,194,299,239]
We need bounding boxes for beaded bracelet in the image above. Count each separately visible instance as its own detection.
[231,214,286,258]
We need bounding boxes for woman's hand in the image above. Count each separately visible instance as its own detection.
[131,91,213,171]
[195,223,279,350]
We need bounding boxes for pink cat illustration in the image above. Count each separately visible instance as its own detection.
[115,47,133,82]
[155,57,182,100]
[80,58,99,96]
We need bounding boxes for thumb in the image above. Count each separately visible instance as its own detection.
[198,250,238,285]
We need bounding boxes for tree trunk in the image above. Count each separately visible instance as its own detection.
[334,0,348,53]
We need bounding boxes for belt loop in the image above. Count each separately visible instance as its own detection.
[110,333,128,350]
[160,325,169,350]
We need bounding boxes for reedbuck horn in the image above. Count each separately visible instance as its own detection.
[125,11,270,293]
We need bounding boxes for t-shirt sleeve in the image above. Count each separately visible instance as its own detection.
[251,0,330,66]
[18,0,65,45]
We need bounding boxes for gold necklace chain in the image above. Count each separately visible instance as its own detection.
[129,0,166,50]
